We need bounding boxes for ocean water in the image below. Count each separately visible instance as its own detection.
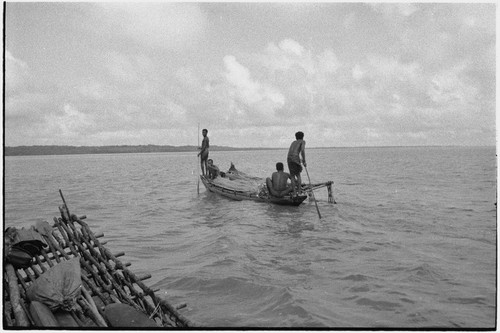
[3,146,496,328]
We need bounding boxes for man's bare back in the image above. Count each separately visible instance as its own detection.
[266,162,295,198]
[287,140,304,164]
[287,132,306,195]
[271,171,291,192]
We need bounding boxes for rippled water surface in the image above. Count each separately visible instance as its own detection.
[4,147,496,328]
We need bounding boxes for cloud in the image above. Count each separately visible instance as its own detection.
[279,39,305,57]
[317,50,339,74]
[4,3,495,147]
[343,12,357,29]
[100,51,164,102]
[223,55,285,121]
[4,51,62,143]
[427,62,480,107]
[77,81,105,100]
[259,39,339,83]
[249,34,492,146]
[261,39,315,75]
[93,3,207,51]
[5,92,52,124]
[45,104,94,137]
[176,67,202,88]
[366,55,421,81]
[164,30,494,147]
[248,39,343,124]
[352,64,364,80]
[104,52,140,84]
[368,3,419,18]
[5,51,30,94]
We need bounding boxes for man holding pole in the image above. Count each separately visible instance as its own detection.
[198,128,209,176]
[287,131,306,195]
[288,131,322,218]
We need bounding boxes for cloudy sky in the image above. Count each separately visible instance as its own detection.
[4,2,496,148]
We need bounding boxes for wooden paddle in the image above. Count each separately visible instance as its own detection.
[305,166,322,219]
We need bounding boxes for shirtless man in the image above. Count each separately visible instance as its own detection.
[287,131,306,194]
[266,162,296,198]
[207,159,220,179]
[197,129,209,176]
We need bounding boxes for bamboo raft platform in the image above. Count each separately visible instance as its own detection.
[3,191,194,328]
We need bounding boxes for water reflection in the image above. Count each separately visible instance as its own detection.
[196,192,249,228]
[263,204,315,236]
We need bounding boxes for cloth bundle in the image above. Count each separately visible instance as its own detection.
[5,226,47,268]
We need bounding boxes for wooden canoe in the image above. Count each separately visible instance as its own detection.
[200,175,308,206]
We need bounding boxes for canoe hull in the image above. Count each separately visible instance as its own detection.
[200,176,307,206]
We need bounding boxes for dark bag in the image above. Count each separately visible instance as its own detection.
[5,226,48,268]
[27,257,82,311]
[6,246,33,269]
[5,226,47,255]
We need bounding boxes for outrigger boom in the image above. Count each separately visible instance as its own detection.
[302,181,336,204]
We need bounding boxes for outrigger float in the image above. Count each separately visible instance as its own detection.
[3,191,194,328]
[199,164,335,206]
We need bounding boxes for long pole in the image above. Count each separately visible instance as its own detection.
[305,166,322,219]
[197,123,200,194]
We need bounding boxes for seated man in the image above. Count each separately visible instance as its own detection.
[207,159,221,179]
[266,162,296,198]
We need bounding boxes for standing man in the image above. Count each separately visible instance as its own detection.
[198,128,209,176]
[287,131,306,194]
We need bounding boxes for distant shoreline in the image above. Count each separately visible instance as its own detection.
[3,145,282,156]
[3,145,491,157]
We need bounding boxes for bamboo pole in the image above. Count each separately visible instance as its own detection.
[81,286,108,327]
[3,301,14,326]
[5,264,30,327]
[305,166,322,219]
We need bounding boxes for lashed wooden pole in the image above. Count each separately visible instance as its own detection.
[5,264,30,327]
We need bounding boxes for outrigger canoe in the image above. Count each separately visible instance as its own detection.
[200,175,308,206]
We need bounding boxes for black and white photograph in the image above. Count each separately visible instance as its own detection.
[3,2,496,329]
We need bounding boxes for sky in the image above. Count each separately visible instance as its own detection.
[4,2,496,148]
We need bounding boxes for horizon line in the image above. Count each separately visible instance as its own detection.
[4,144,495,149]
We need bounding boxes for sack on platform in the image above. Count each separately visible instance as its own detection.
[27,257,82,311]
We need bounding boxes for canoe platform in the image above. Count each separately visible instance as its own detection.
[3,190,194,328]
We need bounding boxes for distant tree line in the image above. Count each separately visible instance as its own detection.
[4,145,277,156]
